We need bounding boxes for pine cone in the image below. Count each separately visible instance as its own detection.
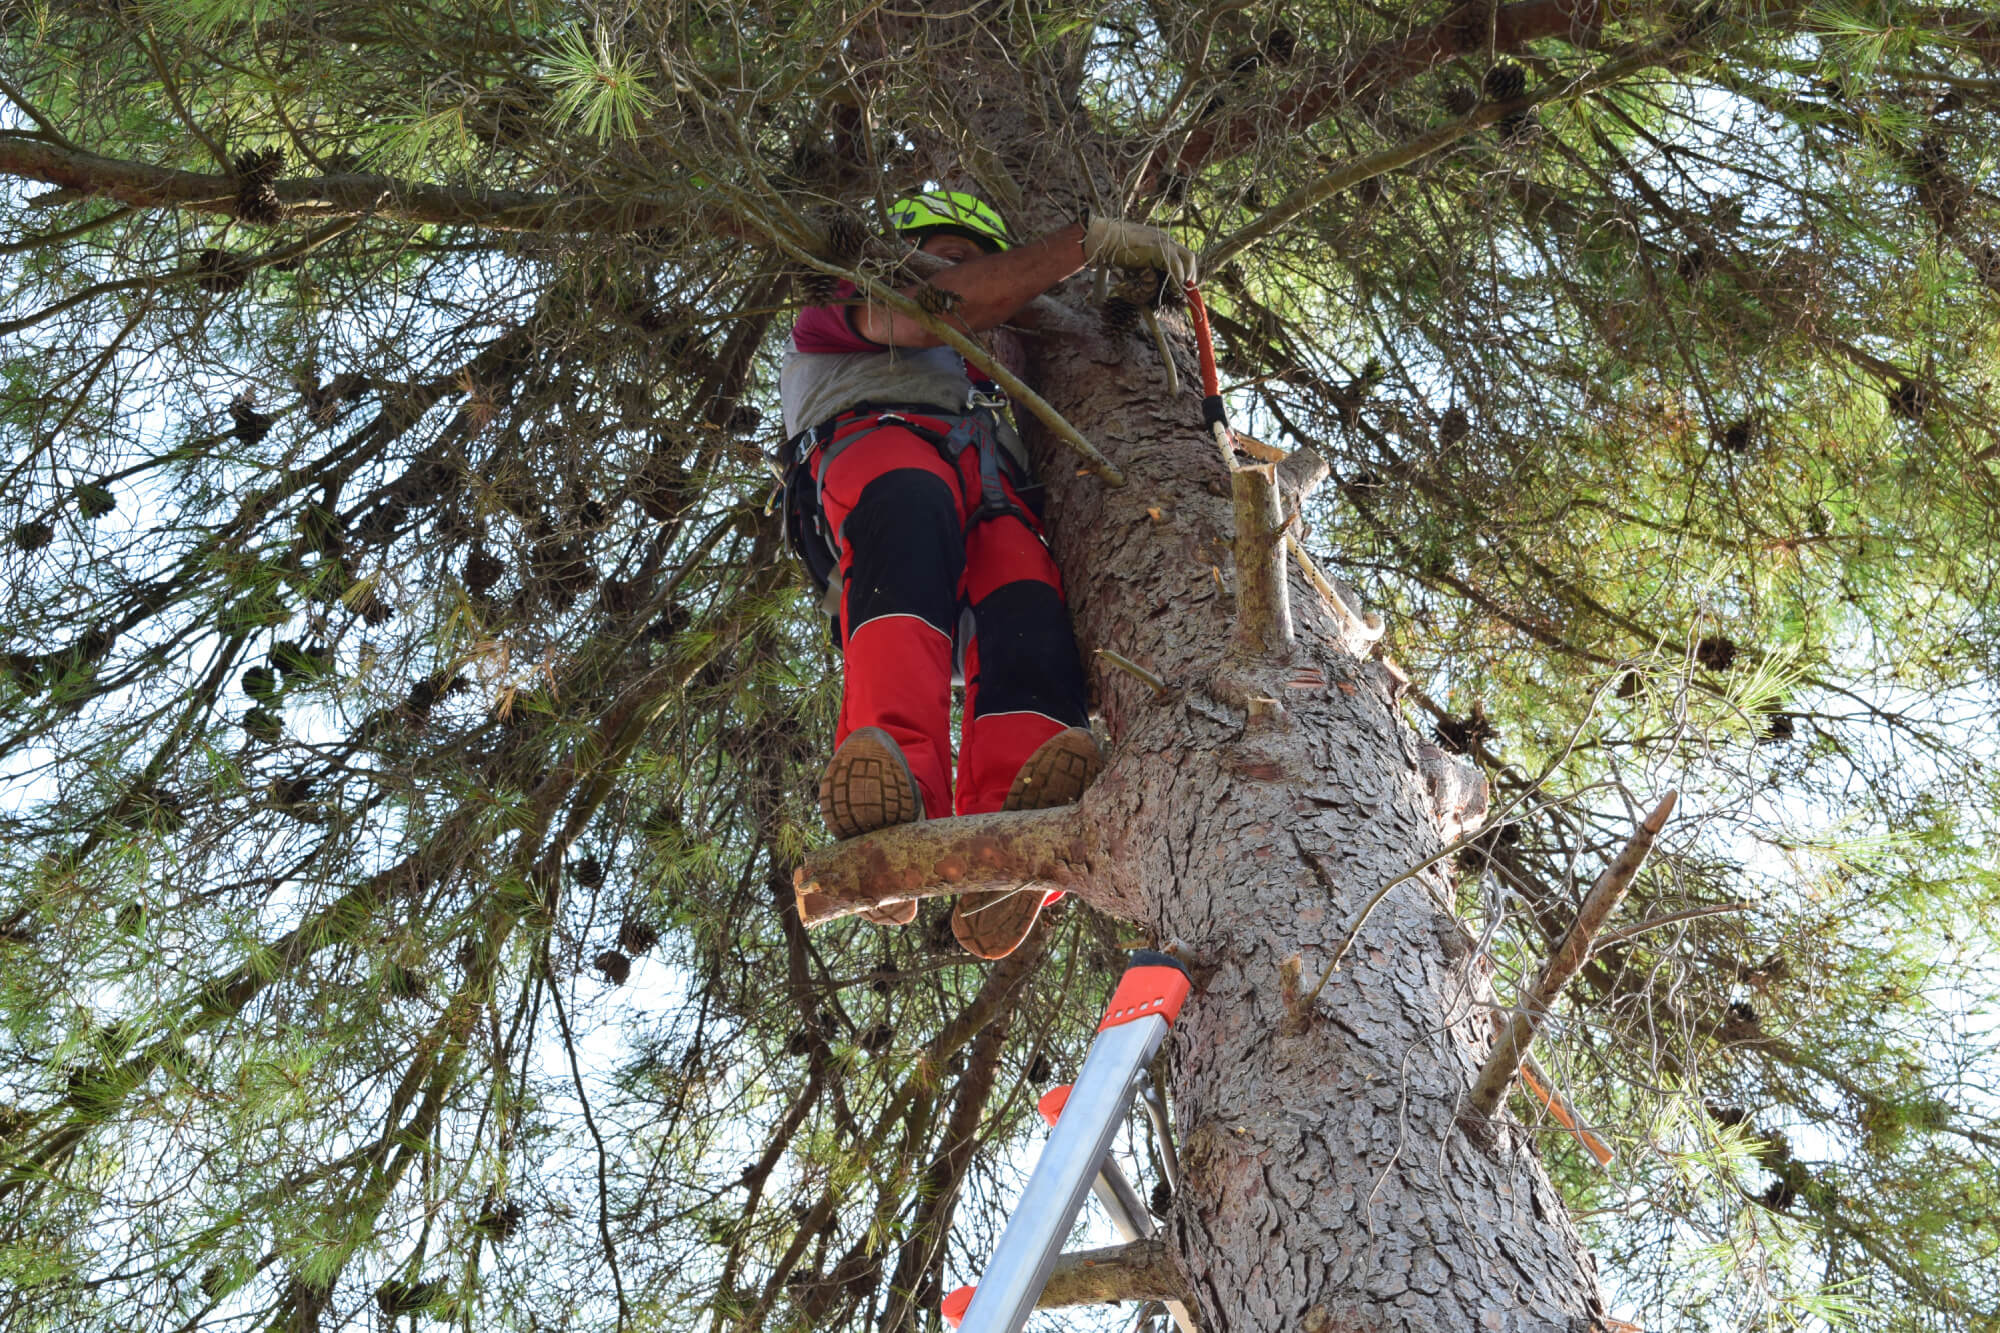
[232,148,285,224]
[1886,378,1929,422]
[593,950,631,986]
[474,1199,524,1242]
[1495,111,1541,144]
[1483,62,1527,103]
[618,918,659,954]
[376,1280,446,1317]
[1441,82,1478,117]
[598,578,642,615]
[12,520,53,551]
[235,180,283,225]
[356,588,393,626]
[913,282,960,316]
[821,207,870,264]
[1438,405,1469,447]
[1100,296,1141,339]
[1695,634,1739,671]
[301,374,364,427]
[1434,707,1498,755]
[234,147,284,184]
[229,395,274,444]
[74,483,116,520]
[193,248,249,293]
[463,546,504,593]
[797,270,839,307]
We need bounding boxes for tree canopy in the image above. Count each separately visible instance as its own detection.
[2,1,1998,1329]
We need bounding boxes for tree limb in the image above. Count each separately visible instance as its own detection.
[1133,0,1611,196]
[1230,463,1293,653]
[1036,1238,1191,1310]
[1465,791,1677,1122]
[793,807,1098,926]
[0,136,733,235]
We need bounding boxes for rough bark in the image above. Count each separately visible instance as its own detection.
[1028,315,1609,1330]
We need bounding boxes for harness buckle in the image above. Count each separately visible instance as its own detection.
[965,387,1008,413]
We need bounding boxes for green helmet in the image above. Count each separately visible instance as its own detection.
[888,190,1010,252]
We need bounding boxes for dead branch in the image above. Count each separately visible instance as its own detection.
[1465,791,1678,1122]
[1095,648,1171,698]
[793,807,1097,926]
[1285,533,1383,643]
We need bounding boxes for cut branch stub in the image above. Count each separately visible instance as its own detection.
[1230,463,1293,653]
[1035,1237,1190,1310]
[1465,790,1678,1123]
[794,806,1095,926]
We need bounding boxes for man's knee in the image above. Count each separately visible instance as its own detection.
[841,468,964,636]
[965,579,1088,721]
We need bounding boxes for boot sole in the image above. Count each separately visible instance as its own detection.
[819,727,924,842]
[953,729,1102,959]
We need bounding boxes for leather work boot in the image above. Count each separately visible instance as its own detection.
[952,727,1103,959]
[819,726,923,925]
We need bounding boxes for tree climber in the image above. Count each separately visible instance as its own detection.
[778,191,1196,959]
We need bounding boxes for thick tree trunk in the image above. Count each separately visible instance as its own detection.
[1024,323,1608,1331]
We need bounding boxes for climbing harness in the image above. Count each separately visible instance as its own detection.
[941,950,1197,1333]
[776,368,1034,604]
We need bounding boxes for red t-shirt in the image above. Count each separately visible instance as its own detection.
[790,282,881,355]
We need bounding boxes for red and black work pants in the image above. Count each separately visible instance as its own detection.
[812,412,1090,817]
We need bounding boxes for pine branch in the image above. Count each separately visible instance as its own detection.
[1035,1238,1191,1310]
[793,807,1099,926]
[1204,22,1721,270]
[1137,0,1612,194]
[0,135,736,235]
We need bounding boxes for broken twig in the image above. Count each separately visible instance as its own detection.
[1095,648,1170,698]
[1465,791,1678,1121]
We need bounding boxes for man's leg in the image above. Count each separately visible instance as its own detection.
[816,422,967,825]
[951,501,1098,959]
[954,508,1091,815]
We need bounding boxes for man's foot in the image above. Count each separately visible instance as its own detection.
[820,727,924,926]
[953,728,1102,959]
[1001,726,1104,813]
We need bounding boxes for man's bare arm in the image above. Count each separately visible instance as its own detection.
[852,224,1089,348]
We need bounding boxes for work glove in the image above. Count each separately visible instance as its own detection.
[1083,215,1198,288]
